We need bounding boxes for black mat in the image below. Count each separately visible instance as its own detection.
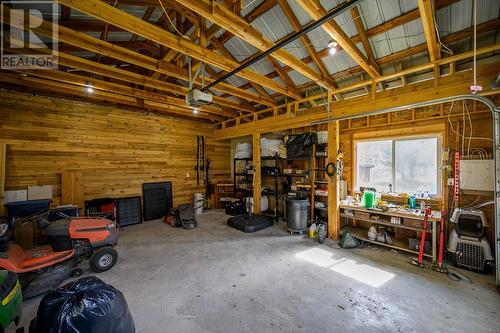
[227,215,273,233]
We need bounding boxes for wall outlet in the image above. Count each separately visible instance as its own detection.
[447,178,454,186]
[186,172,190,178]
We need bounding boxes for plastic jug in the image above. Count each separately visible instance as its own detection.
[309,222,318,238]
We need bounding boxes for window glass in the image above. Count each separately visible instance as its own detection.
[355,137,439,195]
[395,138,438,194]
[356,140,392,192]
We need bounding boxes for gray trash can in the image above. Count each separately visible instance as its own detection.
[286,197,310,233]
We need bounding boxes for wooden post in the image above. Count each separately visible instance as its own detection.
[252,133,261,214]
[0,142,6,216]
[310,144,316,223]
[327,121,340,239]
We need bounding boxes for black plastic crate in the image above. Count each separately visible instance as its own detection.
[143,181,173,221]
[116,196,142,227]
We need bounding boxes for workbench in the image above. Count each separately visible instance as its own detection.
[340,204,440,262]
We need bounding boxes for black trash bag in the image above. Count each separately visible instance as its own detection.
[285,132,317,159]
[31,276,135,333]
[339,232,361,249]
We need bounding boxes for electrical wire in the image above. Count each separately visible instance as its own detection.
[447,102,493,143]
[464,100,473,156]
[432,6,454,56]
[158,0,190,40]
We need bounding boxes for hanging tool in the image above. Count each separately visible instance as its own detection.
[410,206,432,268]
[202,135,205,181]
[432,210,448,273]
[204,158,212,209]
[196,136,200,185]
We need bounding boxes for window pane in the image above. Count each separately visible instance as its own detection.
[356,140,393,192]
[395,138,438,194]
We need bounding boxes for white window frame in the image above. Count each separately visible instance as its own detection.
[355,134,441,196]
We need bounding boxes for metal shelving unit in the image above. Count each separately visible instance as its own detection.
[233,156,282,222]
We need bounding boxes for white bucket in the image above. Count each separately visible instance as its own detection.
[194,193,204,214]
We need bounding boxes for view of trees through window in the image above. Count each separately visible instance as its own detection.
[356,140,392,192]
[356,137,439,195]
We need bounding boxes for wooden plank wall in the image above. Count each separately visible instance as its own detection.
[0,90,231,208]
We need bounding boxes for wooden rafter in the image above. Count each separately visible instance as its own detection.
[56,0,297,98]
[4,44,244,115]
[239,0,461,91]
[296,0,380,78]
[5,68,235,117]
[350,6,380,74]
[172,0,335,91]
[214,51,500,139]
[246,0,277,21]
[0,72,218,121]
[418,0,441,62]
[277,18,500,91]
[267,56,297,90]
[58,0,461,91]
[57,41,158,54]
[57,49,244,111]
[209,37,276,101]
[188,0,277,79]
[363,0,459,40]
[277,0,337,89]
[131,7,155,42]
[0,4,274,108]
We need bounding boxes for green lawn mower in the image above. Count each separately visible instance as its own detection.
[0,270,22,333]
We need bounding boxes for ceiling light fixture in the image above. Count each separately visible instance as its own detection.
[192,107,199,114]
[86,81,94,93]
[328,41,338,55]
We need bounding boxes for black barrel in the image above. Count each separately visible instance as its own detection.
[286,197,310,233]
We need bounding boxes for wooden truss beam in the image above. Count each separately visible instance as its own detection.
[172,0,336,91]
[267,56,300,94]
[6,44,247,116]
[350,6,380,74]
[0,5,273,109]
[0,73,218,121]
[418,0,441,62]
[188,0,277,82]
[9,69,237,118]
[231,0,462,92]
[56,0,296,98]
[277,0,338,91]
[289,18,500,90]
[296,0,380,78]
[58,41,158,54]
[209,37,277,102]
[214,47,500,139]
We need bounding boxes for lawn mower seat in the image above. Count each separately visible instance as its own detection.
[175,204,198,230]
[41,219,72,252]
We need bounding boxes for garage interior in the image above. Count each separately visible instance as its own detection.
[0,0,499,332]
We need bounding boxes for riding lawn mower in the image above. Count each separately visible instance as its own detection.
[0,210,119,300]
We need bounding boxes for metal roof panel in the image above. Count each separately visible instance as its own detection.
[251,6,295,42]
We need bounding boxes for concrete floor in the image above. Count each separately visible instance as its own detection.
[21,210,499,332]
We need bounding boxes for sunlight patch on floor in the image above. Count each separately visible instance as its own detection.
[294,247,343,267]
[330,259,395,288]
[295,247,395,287]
